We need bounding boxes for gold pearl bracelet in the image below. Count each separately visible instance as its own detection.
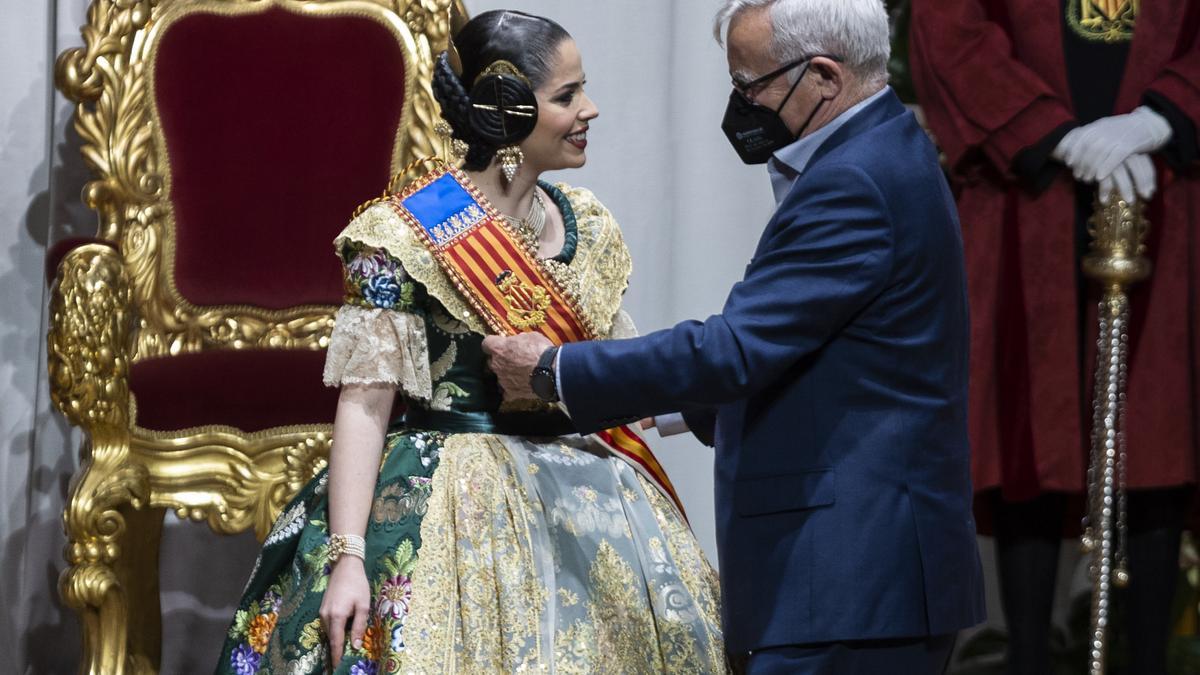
[328,533,366,563]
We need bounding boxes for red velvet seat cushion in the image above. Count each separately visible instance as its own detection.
[130,350,340,432]
[153,7,407,309]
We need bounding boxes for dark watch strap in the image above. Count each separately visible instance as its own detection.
[531,346,560,403]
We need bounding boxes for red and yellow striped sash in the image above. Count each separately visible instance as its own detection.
[388,164,685,517]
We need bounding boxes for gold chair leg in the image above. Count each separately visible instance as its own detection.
[59,430,151,675]
[116,504,165,672]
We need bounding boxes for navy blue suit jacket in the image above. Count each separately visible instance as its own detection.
[559,90,986,651]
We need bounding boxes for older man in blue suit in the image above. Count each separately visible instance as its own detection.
[484,0,986,671]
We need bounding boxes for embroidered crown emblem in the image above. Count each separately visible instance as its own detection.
[495,270,551,330]
[1069,0,1137,43]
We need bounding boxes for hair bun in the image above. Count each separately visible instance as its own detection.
[468,69,539,146]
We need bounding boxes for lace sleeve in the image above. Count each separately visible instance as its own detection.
[321,243,433,400]
[607,308,639,339]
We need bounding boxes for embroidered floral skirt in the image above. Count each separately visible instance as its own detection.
[217,428,727,674]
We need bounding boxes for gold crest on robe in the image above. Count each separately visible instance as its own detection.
[1069,0,1139,43]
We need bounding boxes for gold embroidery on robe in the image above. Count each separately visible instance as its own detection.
[1068,0,1138,43]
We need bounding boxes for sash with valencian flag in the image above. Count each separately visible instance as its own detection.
[387,163,686,517]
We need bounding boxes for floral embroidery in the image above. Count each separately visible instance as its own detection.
[299,619,323,650]
[229,643,261,675]
[227,572,294,671]
[371,477,433,529]
[301,522,333,593]
[341,244,416,311]
[372,540,418,659]
[247,612,277,653]
[390,623,405,653]
[430,381,468,412]
[530,444,599,467]
[548,490,630,539]
[362,623,384,661]
[264,502,306,546]
[347,247,392,278]
[409,433,443,469]
[363,275,404,308]
[378,573,413,622]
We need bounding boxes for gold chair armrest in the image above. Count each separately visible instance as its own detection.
[49,243,152,675]
[49,242,134,433]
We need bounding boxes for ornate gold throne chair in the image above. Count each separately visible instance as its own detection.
[48,1,464,672]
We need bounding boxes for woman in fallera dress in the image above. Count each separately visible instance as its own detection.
[216,9,726,674]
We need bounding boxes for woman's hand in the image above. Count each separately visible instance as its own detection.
[319,557,371,664]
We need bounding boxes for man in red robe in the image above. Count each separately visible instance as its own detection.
[910,1,1200,673]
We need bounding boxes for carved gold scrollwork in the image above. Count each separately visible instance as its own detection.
[130,426,331,539]
[51,2,458,670]
[49,244,134,429]
[49,244,151,675]
[394,0,458,177]
[58,0,450,360]
[55,0,158,104]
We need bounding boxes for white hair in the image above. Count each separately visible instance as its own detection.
[715,0,891,86]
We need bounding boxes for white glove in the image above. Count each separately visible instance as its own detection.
[1052,106,1172,183]
[1099,153,1157,205]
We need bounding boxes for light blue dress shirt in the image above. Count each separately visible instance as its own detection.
[768,86,891,207]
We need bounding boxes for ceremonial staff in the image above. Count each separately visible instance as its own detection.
[1081,197,1152,675]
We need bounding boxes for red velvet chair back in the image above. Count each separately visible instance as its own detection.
[152,5,409,309]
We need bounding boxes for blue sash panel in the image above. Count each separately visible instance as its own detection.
[400,172,488,249]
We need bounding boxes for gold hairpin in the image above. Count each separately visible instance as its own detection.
[470,103,536,117]
[474,60,532,87]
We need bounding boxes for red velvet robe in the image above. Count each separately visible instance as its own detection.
[909,1,1200,501]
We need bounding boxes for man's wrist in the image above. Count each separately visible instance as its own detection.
[530,345,560,402]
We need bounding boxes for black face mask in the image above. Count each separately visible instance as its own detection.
[721,60,826,165]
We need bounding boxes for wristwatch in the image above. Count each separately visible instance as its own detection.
[530,346,560,403]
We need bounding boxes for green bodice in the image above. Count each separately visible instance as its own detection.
[339,182,579,434]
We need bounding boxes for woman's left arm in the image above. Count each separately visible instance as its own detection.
[320,383,393,663]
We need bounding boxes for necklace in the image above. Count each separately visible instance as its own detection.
[502,189,547,254]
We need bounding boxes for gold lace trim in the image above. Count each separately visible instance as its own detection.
[398,434,728,673]
[550,184,632,339]
[333,184,632,339]
[400,434,544,672]
[645,477,728,671]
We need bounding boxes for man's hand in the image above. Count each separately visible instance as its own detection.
[482,333,554,401]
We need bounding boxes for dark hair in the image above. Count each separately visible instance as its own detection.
[432,10,572,171]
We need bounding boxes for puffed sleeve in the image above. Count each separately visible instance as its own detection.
[322,242,433,402]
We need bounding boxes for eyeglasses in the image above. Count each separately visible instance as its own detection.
[731,54,843,101]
